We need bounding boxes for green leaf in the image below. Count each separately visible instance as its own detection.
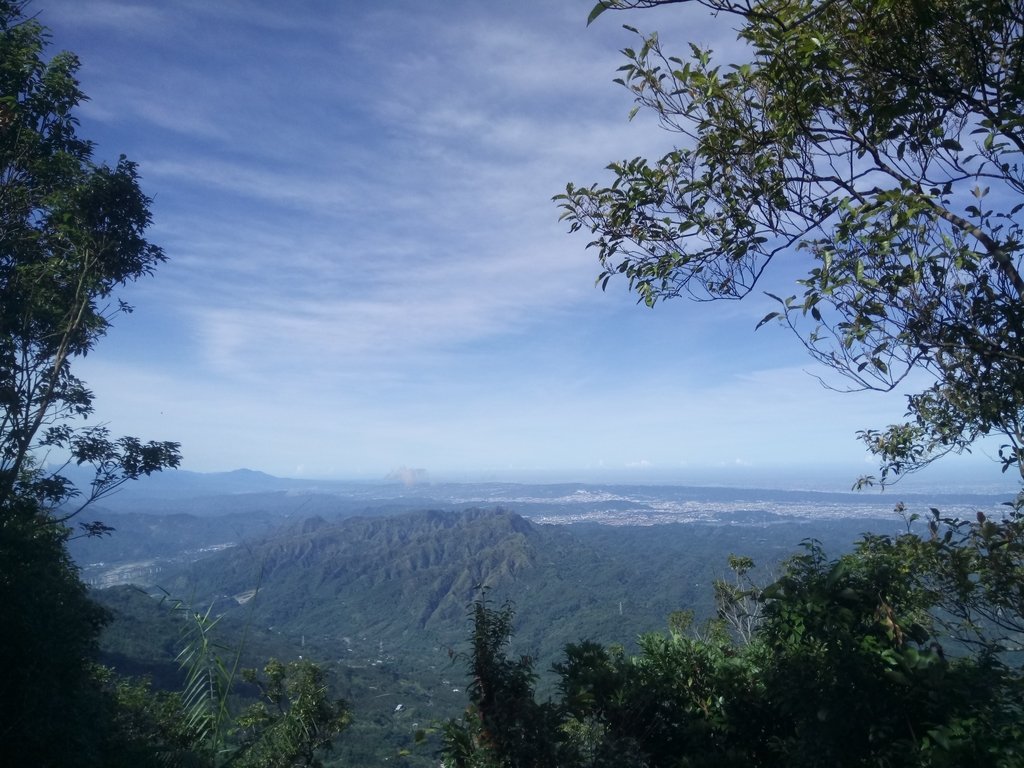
[587,1,614,25]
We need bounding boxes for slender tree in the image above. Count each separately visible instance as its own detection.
[0,2,178,762]
[0,0,179,523]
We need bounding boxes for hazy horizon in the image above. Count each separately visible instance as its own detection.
[83,458,1019,498]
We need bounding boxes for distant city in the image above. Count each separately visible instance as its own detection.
[86,466,1015,525]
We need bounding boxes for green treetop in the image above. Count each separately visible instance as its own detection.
[0,2,179,762]
[0,0,180,523]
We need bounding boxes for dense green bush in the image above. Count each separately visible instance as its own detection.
[445,512,1024,767]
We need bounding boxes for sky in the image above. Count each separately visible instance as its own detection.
[34,0,1013,490]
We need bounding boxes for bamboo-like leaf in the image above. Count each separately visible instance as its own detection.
[587,1,614,26]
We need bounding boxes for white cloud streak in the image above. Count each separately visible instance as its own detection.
[43,0,962,482]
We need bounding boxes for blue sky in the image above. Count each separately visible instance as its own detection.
[37,0,1010,489]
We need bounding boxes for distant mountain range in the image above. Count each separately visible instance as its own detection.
[98,504,898,679]
[87,476,1003,766]
[71,466,1012,517]
[71,468,1011,590]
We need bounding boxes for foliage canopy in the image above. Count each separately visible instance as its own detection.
[444,513,1024,767]
[558,0,1024,484]
[0,0,180,524]
[0,2,179,763]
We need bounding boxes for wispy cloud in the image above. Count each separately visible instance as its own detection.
[43,0,949,481]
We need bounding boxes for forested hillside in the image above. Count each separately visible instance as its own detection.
[150,506,893,661]
[92,505,898,764]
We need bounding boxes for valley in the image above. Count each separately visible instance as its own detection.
[73,471,1012,766]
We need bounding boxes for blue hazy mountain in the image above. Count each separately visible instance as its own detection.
[69,468,1010,588]
[84,471,1014,766]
